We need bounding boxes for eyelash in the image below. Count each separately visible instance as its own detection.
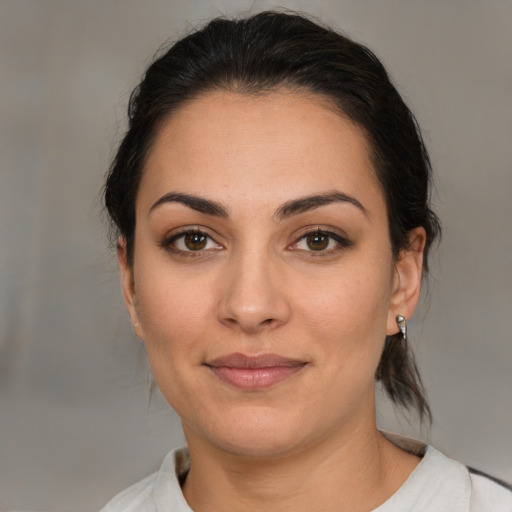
[161,228,353,258]
[290,229,353,255]
[161,228,223,257]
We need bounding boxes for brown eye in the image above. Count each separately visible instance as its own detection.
[290,229,352,254]
[306,232,329,251]
[165,229,223,254]
[184,232,208,250]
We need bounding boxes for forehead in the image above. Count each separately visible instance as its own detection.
[139,90,384,215]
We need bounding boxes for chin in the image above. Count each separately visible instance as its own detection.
[186,406,314,459]
[214,431,305,459]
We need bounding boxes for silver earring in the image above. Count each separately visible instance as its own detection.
[396,315,407,342]
[132,322,140,334]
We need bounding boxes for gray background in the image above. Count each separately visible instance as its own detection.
[1,1,511,511]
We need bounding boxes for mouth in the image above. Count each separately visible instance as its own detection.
[204,353,308,390]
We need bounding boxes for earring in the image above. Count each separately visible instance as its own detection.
[396,315,407,342]
[132,322,140,334]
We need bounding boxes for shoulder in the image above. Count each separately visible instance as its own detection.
[469,468,512,512]
[99,448,192,512]
[379,433,512,512]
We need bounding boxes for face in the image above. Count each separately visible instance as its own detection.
[120,90,424,458]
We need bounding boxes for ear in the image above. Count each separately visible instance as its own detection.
[386,227,426,336]
[117,237,144,339]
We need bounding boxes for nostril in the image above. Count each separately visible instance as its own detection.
[216,271,292,332]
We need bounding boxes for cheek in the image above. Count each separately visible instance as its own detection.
[134,271,214,412]
[134,260,215,358]
[291,256,393,396]
[294,260,393,340]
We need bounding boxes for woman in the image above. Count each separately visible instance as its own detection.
[101,11,511,511]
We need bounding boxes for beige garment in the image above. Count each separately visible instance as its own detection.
[100,437,512,512]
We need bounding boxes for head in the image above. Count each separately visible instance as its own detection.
[105,11,440,448]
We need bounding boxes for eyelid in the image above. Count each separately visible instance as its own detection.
[288,227,353,252]
[160,227,224,254]
[159,225,352,256]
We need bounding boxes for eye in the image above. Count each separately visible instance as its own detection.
[291,229,352,253]
[303,232,330,251]
[164,229,222,253]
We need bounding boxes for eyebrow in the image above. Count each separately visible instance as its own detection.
[149,190,367,220]
[149,192,229,218]
[274,191,368,220]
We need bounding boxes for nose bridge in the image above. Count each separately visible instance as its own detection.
[217,242,290,332]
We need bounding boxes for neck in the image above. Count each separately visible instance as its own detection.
[182,419,419,512]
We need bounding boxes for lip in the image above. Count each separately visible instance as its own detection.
[205,353,307,390]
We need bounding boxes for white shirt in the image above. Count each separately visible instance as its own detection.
[100,440,512,511]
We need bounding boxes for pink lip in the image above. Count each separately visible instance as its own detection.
[205,353,307,390]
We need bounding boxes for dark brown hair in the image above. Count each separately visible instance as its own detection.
[104,11,440,421]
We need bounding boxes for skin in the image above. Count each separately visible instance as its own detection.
[119,90,426,511]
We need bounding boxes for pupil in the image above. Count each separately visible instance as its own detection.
[307,233,328,251]
[185,233,207,250]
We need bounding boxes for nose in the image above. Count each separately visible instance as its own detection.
[216,249,292,334]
